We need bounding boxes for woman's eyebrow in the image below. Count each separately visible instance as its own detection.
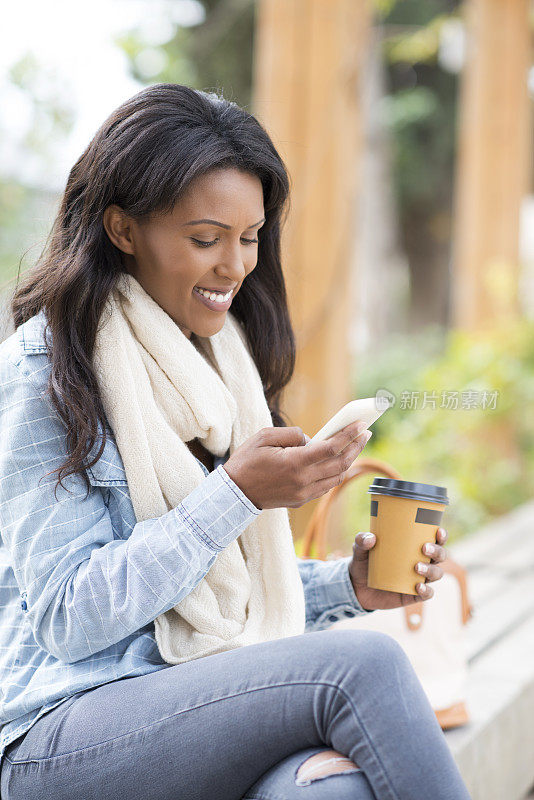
[182,217,266,229]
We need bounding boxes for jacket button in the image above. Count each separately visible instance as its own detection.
[21,601,27,611]
[328,614,338,622]
[344,609,355,617]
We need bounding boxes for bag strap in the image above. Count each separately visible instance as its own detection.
[440,559,473,625]
[401,559,473,629]
[300,456,474,627]
[301,458,401,561]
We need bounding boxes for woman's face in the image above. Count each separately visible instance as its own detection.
[103,167,265,339]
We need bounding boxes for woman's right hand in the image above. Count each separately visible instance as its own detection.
[222,421,372,510]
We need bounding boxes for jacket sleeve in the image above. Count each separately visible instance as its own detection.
[297,556,375,631]
[0,356,260,664]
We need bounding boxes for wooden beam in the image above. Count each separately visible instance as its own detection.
[252,0,371,548]
[452,0,532,331]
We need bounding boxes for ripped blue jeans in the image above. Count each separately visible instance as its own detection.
[0,628,471,800]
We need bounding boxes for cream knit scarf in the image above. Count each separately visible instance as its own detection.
[92,272,306,664]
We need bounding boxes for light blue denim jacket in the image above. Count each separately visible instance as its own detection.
[0,309,372,763]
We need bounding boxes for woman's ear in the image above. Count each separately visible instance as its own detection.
[103,205,136,255]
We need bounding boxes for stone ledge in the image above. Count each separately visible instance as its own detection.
[444,503,534,800]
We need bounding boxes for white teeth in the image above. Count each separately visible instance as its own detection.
[195,287,232,303]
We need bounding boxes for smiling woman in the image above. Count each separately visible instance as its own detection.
[10,83,296,495]
[1,83,470,800]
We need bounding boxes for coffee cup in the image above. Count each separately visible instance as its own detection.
[366,478,449,595]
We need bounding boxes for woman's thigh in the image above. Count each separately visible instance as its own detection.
[0,627,448,800]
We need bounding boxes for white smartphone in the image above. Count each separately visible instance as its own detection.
[306,397,391,445]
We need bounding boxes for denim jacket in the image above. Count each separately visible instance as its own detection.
[0,309,372,763]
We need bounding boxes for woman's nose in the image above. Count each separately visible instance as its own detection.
[217,246,254,282]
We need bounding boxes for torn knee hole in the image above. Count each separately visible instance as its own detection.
[295,749,360,786]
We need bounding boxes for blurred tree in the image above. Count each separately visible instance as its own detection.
[116,0,256,107]
[377,0,462,330]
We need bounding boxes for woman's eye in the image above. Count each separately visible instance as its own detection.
[191,237,258,248]
[191,239,216,247]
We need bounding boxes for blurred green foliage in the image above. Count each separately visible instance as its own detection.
[380,50,457,212]
[114,27,197,90]
[0,53,73,289]
[115,0,256,107]
[9,53,75,146]
[0,182,57,292]
[339,316,534,548]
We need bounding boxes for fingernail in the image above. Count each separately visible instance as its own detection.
[363,533,375,543]
[424,544,435,556]
[355,421,367,436]
[416,562,428,574]
[359,431,372,445]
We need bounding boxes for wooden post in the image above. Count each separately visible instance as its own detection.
[252,0,371,550]
[452,0,532,331]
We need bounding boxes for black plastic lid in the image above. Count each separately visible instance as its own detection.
[367,477,449,505]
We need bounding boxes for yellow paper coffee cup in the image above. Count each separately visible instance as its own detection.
[366,478,449,595]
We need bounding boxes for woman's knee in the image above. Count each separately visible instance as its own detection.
[242,747,376,800]
[312,628,411,676]
[349,629,410,665]
[295,748,360,785]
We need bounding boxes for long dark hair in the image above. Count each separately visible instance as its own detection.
[10,83,296,497]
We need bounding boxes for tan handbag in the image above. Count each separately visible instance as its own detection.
[301,457,473,731]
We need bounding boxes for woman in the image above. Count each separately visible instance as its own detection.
[0,84,470,799]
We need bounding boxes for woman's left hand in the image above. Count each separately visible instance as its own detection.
[348,527,448,611]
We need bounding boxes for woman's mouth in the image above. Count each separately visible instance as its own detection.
[193,286,233,312]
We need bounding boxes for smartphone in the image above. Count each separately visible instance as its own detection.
[306,397,391,445]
